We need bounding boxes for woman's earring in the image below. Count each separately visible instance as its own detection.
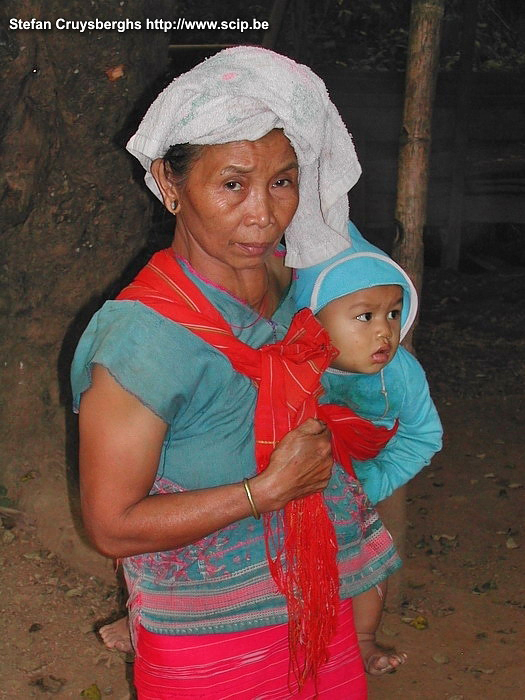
[171,199,180,213]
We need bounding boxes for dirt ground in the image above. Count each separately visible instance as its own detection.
[1,264,524,700]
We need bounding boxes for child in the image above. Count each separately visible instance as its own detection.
[294,226,443,673]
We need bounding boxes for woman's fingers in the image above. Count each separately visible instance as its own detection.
[295,417,329,435]
[253,419,334,512]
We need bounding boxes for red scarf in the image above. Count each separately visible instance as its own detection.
[117,249,397,685]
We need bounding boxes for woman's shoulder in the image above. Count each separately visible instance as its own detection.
[70,300,226,420]
[80,299,209,348]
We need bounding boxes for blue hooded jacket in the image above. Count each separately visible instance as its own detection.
[294,222,443,504]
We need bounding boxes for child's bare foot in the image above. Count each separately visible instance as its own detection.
[357,633,407,675]
[98,616,133,654]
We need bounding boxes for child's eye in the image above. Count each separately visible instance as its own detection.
[224,181,242,191]
[356,312,373,322]
[388,309,401,320]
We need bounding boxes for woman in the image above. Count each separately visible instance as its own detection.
[72,47,401,698]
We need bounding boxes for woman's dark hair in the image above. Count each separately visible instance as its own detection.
[163,143,204,184]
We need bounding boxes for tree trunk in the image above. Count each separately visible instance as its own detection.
[392,0,444,322]
[0,0,172,581]
[385,0,444,608]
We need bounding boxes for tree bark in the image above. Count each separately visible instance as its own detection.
[392,0,444,322]
[386,0,444,608]
[0,0,172,580]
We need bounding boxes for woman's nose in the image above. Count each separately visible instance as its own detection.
[245,190,274,228]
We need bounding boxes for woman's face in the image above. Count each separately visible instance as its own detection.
[154,130,299,273]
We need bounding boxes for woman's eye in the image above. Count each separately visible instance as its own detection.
[356,312,373,322]
[388,309,401,320]
[274,178,291,187]
[224,181,242,191]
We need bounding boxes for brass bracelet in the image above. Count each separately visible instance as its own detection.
[242,478,260,520]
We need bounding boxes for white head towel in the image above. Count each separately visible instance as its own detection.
[126,46,361,268]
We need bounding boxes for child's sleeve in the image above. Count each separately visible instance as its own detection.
[352,355,443,504]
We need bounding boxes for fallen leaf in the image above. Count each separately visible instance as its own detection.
[105,64,124,81]
[23,550,48,561]
[432,652,450,664]
[2,530,15,544]
[30,675,66,693]
[65,587,83,598]
[21,470,38,481]
[402,615,429,630]
[472,580,498,594]
[506,536,519,549]
[435,606,455,617]
[81,684,102,700]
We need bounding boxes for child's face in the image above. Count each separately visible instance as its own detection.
[316,284,403,374]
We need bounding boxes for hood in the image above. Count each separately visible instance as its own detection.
[294,247,418,342]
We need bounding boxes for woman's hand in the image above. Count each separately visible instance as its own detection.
[249,418,333,514]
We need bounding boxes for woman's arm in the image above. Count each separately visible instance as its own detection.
[80,364,332,558]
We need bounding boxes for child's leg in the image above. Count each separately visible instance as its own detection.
[353,581,387,637]
[353,580,407,675]
[99,616,133,654]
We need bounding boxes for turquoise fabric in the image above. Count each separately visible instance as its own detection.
[320,348,443,504]
[71,257,401,635]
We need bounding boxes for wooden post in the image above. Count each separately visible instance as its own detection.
[392,0,444,309]
[442,0,479,269]
[386,0,444,608]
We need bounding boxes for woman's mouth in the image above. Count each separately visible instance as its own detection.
[235,242,274,256]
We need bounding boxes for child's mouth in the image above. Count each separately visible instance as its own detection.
[371,346,390,364]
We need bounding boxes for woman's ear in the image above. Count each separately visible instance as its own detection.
[150,159,181,214]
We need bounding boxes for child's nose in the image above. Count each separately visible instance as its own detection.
[377,320,392,339]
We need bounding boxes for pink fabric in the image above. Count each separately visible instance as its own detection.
[134,599,367,699]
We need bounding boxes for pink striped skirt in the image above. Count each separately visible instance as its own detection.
[134,599,367,699]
